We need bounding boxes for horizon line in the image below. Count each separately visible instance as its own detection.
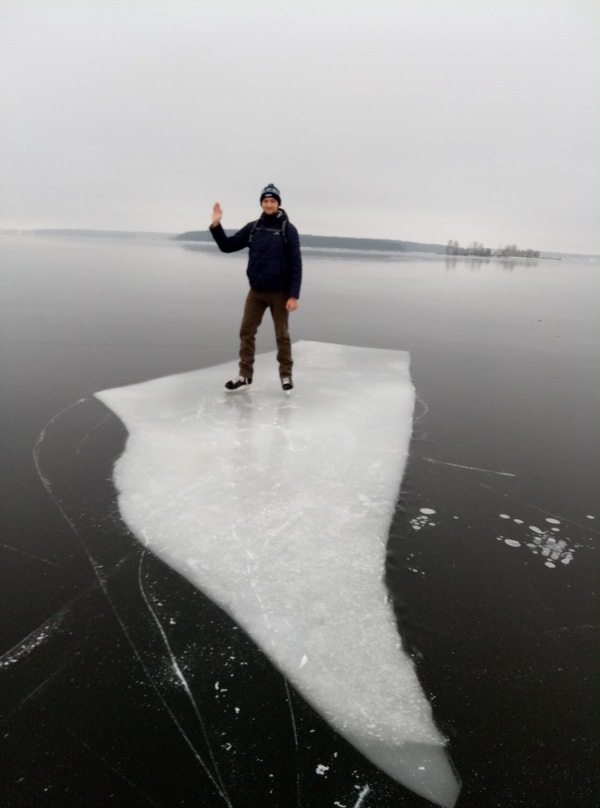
[1,227,598,259]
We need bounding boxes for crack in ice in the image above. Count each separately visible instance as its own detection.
[422,457,516,477]
[137,551,232,805]
[32,401,235,806]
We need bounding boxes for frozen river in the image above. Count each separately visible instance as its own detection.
[1,233,598,806]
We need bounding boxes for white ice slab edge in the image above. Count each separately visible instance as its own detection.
[96,341,460,807]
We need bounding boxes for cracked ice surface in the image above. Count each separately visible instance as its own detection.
[96,341,460,807]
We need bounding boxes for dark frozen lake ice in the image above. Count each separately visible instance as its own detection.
[1,233,598,806]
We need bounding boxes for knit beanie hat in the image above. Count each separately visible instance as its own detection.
[260,183,281,205]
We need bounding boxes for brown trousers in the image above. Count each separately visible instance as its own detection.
[238,289,292,379]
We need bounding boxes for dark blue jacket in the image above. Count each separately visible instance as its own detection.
[210,209,302,299]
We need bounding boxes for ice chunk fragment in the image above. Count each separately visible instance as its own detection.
[96,342,460,808]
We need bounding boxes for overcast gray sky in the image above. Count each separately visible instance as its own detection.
[1,0,598,253]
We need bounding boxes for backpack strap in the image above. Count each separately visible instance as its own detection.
[248,218,288,244]
[248,219,260,244]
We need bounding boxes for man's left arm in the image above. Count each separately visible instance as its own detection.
[286,224,302,309]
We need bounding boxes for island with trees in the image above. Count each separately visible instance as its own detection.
[445,240,540,258]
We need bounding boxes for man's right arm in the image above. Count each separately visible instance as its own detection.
[209,202,252,253]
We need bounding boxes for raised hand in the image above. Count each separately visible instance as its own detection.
[211,202,223,227]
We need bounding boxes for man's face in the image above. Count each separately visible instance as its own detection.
[261,197,280,215]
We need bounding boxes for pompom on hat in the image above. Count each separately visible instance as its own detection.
[260,183,281,205]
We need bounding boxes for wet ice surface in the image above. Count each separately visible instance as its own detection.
[3,237,600,806]
[95,341,460,807]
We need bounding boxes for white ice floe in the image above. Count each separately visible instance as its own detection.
[96,341,460,807]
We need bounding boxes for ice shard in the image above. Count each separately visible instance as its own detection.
[96,341,460,807]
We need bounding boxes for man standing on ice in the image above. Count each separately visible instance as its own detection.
[209,184,302,392]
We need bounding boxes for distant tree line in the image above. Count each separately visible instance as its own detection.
[174,230,448,254]
[173,229,542,258]
[446,240,540,258]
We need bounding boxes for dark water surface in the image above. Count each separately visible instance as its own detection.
[1,234,598,806]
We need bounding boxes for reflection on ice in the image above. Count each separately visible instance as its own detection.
[96,341,460,807]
